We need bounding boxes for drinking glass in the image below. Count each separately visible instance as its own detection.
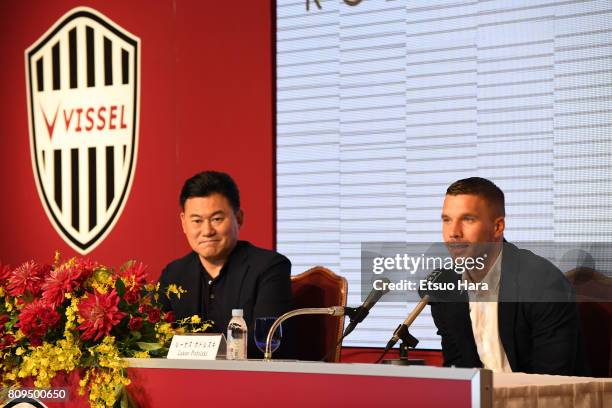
[254,317,282,354]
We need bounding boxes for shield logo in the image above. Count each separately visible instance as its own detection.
[25,7,140,254]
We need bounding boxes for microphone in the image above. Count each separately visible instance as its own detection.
[342,277,390,338]
[376,269,459,363]
[385,295,429,351]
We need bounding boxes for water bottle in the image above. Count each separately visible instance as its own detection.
[226,309,247,360]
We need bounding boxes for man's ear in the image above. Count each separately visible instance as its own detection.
[180,212,187,234]
[236,209,244,228]
[494,216,505,239]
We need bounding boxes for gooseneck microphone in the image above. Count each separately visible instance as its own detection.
[318,278,391,362]
[384,294,429,352]
[342,277,391,338]
[376,269,460,363]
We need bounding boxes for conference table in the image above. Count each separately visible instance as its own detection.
[125,359,490,407]
[31,358,612,407]
[124,358,612,407]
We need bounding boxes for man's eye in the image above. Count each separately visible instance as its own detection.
[192,219,202,224]
[211,217,223,223]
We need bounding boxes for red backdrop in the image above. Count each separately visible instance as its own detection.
[0,0,275,280]
[0,1,443,364]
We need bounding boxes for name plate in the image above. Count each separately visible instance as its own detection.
[167,333,226,360]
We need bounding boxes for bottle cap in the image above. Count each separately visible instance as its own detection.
[232,309,243,317]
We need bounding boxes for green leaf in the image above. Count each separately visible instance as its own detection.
[130,330,142,341]
[115,278,126,297]
[149,347,169,358]
[136,342,163,351]
[120,388,129,408]
[113,383,133,408]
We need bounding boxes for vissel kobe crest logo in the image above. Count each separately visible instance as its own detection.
[25,7,140,254]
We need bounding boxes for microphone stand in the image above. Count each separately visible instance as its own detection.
[378,326,424,365]
[375,293,432,365]
[264,306,346,360]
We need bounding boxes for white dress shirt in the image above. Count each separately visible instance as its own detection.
[463,249,512,373]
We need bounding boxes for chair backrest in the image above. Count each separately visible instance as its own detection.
[565,267,612,377]
[291,266,348,362]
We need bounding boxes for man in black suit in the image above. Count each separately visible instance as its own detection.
[431,177,589,375]
[158,171,293,358]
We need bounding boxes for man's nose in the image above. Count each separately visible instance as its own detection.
[201,220,215,236]
[448,221,462,239]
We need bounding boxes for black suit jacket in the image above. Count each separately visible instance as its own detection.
[430,242,590,376]
[158,240,293,358]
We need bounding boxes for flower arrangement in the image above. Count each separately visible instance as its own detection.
[0,252,209,407]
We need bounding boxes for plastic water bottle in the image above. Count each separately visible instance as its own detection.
[226,309,247,360]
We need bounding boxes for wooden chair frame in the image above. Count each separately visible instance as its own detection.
[291,266,348,362]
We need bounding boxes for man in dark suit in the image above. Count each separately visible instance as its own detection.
[431,177,589,375]
[158,171,293,358]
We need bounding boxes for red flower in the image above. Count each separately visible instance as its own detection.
[124,289,140,304]
[128,317,143,331]
[164,311,175,323]
[72,258,98,281]
[138,304,154,315]
[147,308,161,324]
[15,299,61,344]
[77,289,126,341]
[0,333,15,350]
[118,261,148,288]
[7,261,50,296]
[41,265,82,307]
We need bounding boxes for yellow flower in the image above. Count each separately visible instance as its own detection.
[79,339,131,408]
[190,315,201,324]
[192,321,212,333]
[132,351,150,358]
[165,284,187,299]
[155,322,175,344]
[14,330,24,341]
[78,369,91,391]
[16,339,83,389]
[64,297,80,332]
[5,369,17,381]
[89,268,114,293]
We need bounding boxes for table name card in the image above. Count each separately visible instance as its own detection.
[167,334,226,360]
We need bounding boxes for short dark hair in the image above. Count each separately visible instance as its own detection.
[446,177,505,217]
[179,171,240,211]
